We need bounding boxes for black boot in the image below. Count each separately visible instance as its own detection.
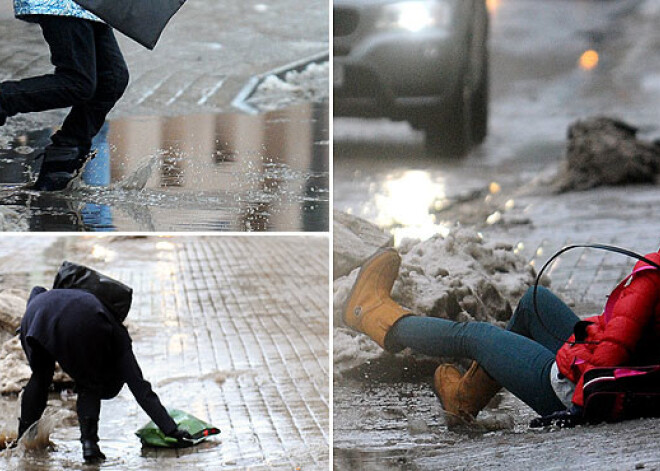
[79,417,106,463]
[33,145,93,191]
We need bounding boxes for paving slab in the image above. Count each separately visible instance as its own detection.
[0,235,329,470]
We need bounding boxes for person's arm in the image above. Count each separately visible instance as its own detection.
[117,346,178,435]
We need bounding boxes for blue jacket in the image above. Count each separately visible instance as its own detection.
[13,0,101,22]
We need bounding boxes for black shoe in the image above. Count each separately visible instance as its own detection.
[79,417,106,463]
[33,145,93,191]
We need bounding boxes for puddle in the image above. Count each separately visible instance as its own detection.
[0,103,329,232]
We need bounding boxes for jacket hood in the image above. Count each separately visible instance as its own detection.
[52,261,133,322]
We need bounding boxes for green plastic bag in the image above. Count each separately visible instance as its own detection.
[136,409,220,448]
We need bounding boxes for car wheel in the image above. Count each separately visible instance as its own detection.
[423,78,472,158]
[470,3,489,145]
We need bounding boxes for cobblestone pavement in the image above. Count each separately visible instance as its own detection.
[0,0,328,119]
[0,235,329,470]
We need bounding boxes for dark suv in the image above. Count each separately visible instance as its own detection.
[334,0,489,156]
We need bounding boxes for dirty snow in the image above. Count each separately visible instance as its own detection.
[246,61,329,112]
[333,214,540,378]
[555,117,660,192]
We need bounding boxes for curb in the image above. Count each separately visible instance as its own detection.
[231,50,329,114]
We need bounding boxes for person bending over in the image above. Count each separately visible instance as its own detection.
[0,0,129,190]
[17,262,191,462]
[344,248,660,426]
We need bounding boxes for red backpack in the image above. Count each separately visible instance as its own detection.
[582,365,660,423]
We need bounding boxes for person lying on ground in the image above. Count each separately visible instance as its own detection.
[0,0,129,191]
[16,261,191,462]
[343,248,660,427]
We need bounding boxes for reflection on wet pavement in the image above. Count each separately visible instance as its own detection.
[0,236,329,470]
[0,103,328,232]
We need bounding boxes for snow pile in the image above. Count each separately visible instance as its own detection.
[333,210,393,278]
[0,208,28,232]
[0,290,27,338]
[0,290,72,394]
[247,61,329,112]
[555,117,660,192]
[334,213,539,377]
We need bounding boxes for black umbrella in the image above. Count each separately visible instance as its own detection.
[72,0,187,50]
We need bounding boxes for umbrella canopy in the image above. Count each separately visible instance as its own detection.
[72,0,187,49]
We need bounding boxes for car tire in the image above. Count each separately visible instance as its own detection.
[423,83,471,158]
[470,4,489,145]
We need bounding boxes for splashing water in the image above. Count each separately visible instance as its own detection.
[112,154,162,191]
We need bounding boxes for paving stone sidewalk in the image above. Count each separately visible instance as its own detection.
[0,235,329,470]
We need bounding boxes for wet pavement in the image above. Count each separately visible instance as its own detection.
[333,0,660,469]
[0,235,329,470]
[334,0,660,243]
[0,0,328,232]
[0,103,329,231]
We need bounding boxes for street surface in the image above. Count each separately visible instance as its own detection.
[0,0,329,231]
[333,0,660,469]
[0,236,329,470]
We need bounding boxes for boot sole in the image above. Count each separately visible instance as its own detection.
[342,247,399,327]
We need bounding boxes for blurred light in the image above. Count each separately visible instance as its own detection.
[486,211,502,225]
[489,182,501,194]
[505,199,515,210]
[486,0,500,14]
[156,241,175,251]
[377,1,451,32]
[579,50,599,71]
[375,170,451,245]
[398,4,435,31]
[91,245,116,262]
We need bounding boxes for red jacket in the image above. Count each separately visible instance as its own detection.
[556,252,660,406]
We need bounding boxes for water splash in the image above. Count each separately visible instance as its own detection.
[112,154,162,191]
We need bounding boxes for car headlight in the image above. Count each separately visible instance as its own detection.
[376,1,452,33]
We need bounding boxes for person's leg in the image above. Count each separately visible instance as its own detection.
[507,286,579,354]
[390,316,566,415]
[76,389,105,462]
[0,16,97,119]
[53,23,129,151]
[19,341,56,437]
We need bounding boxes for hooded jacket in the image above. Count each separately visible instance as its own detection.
[20,287,177,435]
[556,251,660,407]
[13,0,101,22]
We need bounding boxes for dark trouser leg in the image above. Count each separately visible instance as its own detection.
[0,16,97,119]
[53,23,129,151]
[19,341,55,436]
[77,389,105,462]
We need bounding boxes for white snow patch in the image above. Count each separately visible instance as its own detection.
[247,62,329,112]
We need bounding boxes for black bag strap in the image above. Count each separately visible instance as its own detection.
[532,244,660,345]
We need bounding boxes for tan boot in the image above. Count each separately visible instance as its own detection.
[433,361,501,425]
[343,248,412,352]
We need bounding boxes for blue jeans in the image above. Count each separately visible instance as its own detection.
[389,286,579,415]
